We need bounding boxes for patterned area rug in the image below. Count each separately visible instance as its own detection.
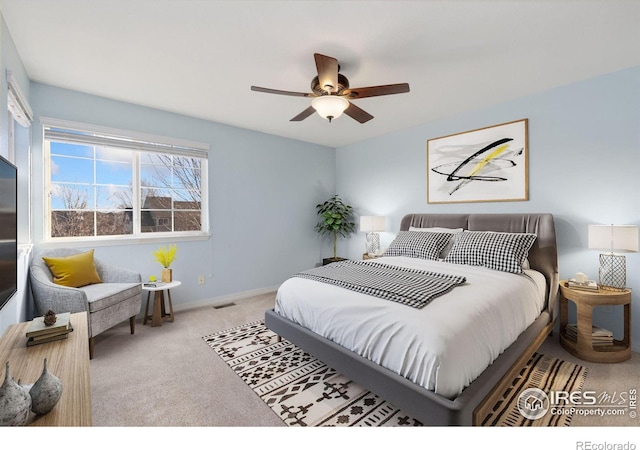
[479,351,587,426]
[203,320,587,427]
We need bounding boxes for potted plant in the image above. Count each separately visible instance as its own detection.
[152,244,177,282]
[315,195,357,265]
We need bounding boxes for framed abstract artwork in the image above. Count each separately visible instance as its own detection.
[427,119,528,204]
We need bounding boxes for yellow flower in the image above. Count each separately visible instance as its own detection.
[152,244,177,268]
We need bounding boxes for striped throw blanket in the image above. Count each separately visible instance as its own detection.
[293,260,466,309]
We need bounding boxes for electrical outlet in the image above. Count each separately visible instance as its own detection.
[198,275,205,285]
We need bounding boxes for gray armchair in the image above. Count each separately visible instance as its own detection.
[29,248,142,359]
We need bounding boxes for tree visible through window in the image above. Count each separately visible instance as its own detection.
[139,153,202,234]
[44,123,208,240]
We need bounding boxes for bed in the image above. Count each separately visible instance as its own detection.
[265,213,558,425]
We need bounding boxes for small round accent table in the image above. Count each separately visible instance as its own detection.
[142,280,181,327]
[559,280,631,363]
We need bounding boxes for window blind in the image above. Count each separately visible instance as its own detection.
[42,117,209,159]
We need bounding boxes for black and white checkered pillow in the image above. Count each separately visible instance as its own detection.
[383,231,453,260]
[444,231,537,274]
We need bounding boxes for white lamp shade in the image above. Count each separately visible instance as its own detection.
[311,95,349,120]
[588,224,639,252]
[360,216,386,232]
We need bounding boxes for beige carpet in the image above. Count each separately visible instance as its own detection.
[88,292,640,429]
[204,319,587,427]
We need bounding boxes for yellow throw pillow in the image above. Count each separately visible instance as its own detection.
[42,250,102,288]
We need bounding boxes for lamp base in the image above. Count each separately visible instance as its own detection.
[365,232,380,255]
[598,253,626,291]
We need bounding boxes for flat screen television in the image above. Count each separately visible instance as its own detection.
[0,154,17,310]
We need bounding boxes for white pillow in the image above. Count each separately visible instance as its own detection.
[408,227,464,258]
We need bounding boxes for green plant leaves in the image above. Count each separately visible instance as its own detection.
[314,195,356,254]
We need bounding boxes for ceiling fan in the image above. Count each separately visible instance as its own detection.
[251,53,410,124]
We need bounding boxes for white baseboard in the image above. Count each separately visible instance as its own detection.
[171,285,279,313]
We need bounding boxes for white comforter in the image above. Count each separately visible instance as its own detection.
[274,256,546,399]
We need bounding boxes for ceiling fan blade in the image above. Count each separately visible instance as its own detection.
[251,86,313,97]
[344,102,374,124]
[344,83,410,99]
[290,106,316,122]
[314,53,339,93]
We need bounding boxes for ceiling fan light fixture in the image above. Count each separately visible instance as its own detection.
[251,53,409,124]
[311,95,349,122]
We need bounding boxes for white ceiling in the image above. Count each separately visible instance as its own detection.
[1,0,639,148]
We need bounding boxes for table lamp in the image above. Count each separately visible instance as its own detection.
[588,224,638,290]
[360,216,386,255]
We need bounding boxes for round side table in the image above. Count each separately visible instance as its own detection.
[142,280,181,327]
[559,280,631,363]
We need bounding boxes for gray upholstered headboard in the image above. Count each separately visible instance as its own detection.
[399,213,559,320]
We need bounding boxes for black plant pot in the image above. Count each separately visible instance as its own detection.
[322,257,347,266]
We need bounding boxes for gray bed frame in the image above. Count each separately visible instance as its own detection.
[265,213,559,426]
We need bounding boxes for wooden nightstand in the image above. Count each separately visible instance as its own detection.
[559,280,631,363]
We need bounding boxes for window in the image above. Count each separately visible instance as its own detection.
[43,119,209,241]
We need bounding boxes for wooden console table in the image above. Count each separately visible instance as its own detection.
[0,311,92,426]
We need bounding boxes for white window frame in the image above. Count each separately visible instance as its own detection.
[41,117,210,245]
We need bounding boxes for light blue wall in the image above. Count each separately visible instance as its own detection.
[336,66,640,351]
[27,83,335,314]
[0,14,33,333]
[0,15,29,158]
